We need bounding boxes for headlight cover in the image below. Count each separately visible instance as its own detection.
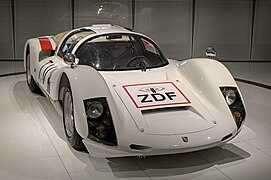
[86,101,104,118]
[83,97,117,146]
[224,89,236,105]
[220,87,246,129]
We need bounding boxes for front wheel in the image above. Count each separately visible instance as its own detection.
[62,86,85,151]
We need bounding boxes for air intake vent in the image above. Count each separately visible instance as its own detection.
[221,133,233,141]
[141,106,189,115]
[129,144,151,151]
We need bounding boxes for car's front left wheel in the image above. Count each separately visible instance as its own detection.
[26,52,40,93]
[62,86,85,151]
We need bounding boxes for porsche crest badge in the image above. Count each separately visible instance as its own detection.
[181,137,189,143]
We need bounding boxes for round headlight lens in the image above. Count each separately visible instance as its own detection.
[87,101,104,118]
[225,89,236,105]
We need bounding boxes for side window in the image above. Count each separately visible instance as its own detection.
[57,30,93,58]
[57,33,77,58]
[141,38,159,55]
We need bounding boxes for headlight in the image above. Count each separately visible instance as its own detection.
[83,97,117,146]
[86,101,104,118]
[220,87,246,130]
[225,89,236,105]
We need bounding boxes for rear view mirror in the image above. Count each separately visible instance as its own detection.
[106,34,122,40]
[64,53,78,68]
[205,46,217,59]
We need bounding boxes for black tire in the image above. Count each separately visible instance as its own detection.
[62,86,85,151]
[26,52,40,93]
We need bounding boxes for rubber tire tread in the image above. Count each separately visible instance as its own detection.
[62,86,85,151]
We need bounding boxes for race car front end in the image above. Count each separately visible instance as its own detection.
[80,65,246,158]
[81,89,244,158]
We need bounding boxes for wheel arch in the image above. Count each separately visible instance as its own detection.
[58,72,70,106]
[24,44,30,71]
[23,39,42,79]
[56,70,89,138]
[25,44,30,58]
[56,66,122,139]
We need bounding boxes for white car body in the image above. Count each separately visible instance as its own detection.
[24,24,246,158]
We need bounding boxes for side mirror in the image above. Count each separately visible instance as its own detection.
[205,46,217,59]
[64,53,78,68]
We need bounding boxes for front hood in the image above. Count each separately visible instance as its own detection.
[100,66,217,135]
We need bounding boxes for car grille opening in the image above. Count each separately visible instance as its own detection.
[221,133,233,141]
[129,144,151,151]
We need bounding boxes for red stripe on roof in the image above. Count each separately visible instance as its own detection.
[38,37,53,50]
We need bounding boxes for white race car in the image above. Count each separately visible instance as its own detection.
[24,24,246,158]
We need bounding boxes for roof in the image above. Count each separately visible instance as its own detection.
[82,24,131,34]
[52,24,132,45]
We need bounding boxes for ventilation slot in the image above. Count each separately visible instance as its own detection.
[129,144,151,151]
[221,133,233,141]
[141,106,189,115]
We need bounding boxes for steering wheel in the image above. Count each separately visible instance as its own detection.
[126,56,147,67]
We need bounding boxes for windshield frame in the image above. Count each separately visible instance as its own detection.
[56,28,94,58]
[74,32,169,71]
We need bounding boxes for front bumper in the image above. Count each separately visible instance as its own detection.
[82,127,238,158]
[83,139,225,158]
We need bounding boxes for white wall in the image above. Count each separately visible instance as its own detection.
[0,0,14,59]
[252,0,271,61]
[14,0,72,59]
[74,0,132,28]
[1,0,271,61]
[135,0,192,60]
[193,0,252,61]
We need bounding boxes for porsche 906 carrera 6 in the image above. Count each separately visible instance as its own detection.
[24,24,246,158]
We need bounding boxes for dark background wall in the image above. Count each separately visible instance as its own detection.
[0,0,270,61]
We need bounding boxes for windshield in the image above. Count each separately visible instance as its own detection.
[75,33,168,70]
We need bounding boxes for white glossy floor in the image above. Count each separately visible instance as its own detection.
[0,61,271,180]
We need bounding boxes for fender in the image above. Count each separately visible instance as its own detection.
[176,58,239,99]
[24,37,57,79]
[24,39,40,77]
[62,66,122,139]
[176,58,245,129]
